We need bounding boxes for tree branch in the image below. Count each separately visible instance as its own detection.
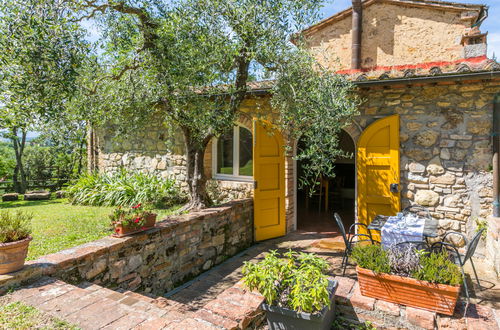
[85,63,141,96]
[76,0,159,50]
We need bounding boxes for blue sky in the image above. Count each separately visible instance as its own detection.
[319,0,500,59]
[82,1,499,58]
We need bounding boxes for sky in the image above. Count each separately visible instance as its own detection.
[82,1,500,58]
[319,0,500,59]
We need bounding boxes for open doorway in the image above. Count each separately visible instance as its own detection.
[296,130,356,233]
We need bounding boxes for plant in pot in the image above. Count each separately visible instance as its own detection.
[0,210,33,274]
[110,203,157,237]
[351,244,462,315]
[242,250,338,330]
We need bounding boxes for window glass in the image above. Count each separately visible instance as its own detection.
[239,127,253,176]
[217,129,233,175]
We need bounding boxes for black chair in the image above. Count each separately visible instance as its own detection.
[334,212,376,276]
[431,229,485,301]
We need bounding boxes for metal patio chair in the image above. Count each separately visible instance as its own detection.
[334,212,376,276]
[431,229,485,301]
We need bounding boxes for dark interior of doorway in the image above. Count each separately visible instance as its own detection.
[296,130,355,233]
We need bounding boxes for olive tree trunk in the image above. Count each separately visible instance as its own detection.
[181,129,212,211]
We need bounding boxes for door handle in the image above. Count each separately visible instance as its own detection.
[254,181,258,189]
[390,183,399,193]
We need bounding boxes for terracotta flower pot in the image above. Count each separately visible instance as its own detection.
[0,236,32,275]
[356,266,460,315]
[113,213,157,237]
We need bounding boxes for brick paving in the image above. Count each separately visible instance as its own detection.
[5,231,500,329]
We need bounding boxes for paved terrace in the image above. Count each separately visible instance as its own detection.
[4,231,500,329]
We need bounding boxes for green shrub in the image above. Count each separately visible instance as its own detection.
[412,251,462,286]
[351,244,462,286]
[0,210,32,243]
[242,250,331,313]
[350,244,391,274]
[67,170,186,208]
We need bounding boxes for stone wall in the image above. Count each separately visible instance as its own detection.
[306,2,479,72]
[96,120,188,188]
[351,79,499,244]
[0,200,254,296]
[96,100,275,211]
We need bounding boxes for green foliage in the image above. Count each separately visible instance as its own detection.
[351,244,462,286]
[350,244,391,274]
[0,0,87,193]
[0,0,87,122]
[67,170,185,208]
[412,251,462,286]
[109,203,153,229]
[0,141,15,179]
[475,217,488,239]
[272,49,360,190]
[1,198,180,260]
[70,0,342,209]
[332,319,378,330]
[0,210,32,243]
[0,301,79,330]
[242,250,331,313]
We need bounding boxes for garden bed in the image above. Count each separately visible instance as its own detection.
[0,199,253,297]
[0,198,181,260]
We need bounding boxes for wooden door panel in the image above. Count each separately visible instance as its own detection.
[253,121,286,241]
[258,163,281,191]
[357,114,400,240]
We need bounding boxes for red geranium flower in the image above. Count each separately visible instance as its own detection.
[134,217,141,223]
[132,203,142,209]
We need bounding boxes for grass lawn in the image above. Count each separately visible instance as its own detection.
[0,198,181,260]
[0,298,78,330]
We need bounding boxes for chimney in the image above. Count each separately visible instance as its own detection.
[351,0,362,70]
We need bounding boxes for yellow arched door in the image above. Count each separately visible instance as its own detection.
[357,114,400,240]
[253,120,286,241]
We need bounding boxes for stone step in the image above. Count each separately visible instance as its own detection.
[9,276,264,329]
[8,278,192,329]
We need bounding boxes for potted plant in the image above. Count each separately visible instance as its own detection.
[351,244,462,315]
[242,250,338,330]
[0,210,33,274]
[110,203,157,237]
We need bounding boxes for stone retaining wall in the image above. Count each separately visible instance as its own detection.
[0,199,253,296]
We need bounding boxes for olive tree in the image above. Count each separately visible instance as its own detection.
[272,49,360,190]
[73,0,327,210]
[0,0,87,193]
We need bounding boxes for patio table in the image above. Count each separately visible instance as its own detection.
[368,215,438,238]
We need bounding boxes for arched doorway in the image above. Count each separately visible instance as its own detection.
[296,129,356,233]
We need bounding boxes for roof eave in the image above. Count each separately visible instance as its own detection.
[302,0,485,36]
[247,70,500,95]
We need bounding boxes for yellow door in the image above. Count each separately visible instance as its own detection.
[357,114,400,240]
[253,120,286,241]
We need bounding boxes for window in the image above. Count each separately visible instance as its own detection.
[213,125,253,181]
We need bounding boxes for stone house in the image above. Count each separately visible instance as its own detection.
[90,0,500,274]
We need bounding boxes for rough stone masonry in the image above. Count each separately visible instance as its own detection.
[351,80,498,247]
[0,199,254,296]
